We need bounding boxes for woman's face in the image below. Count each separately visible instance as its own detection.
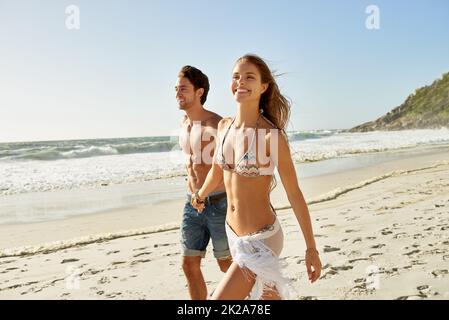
[231,60,268,104]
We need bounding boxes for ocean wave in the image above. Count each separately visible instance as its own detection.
[1,140,180,161]
[287,130,336,142]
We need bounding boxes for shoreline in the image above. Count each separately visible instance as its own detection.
[1,145,448,253]
[1,143,448,224]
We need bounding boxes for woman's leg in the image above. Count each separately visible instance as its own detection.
[211,262,255,300]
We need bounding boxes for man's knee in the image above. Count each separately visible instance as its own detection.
[182,257,202,277]
[217,257,232,273]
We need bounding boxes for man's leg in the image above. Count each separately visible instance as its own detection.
[217,256,232,273]
[182,256,207,300]
[206,197,232,273]
[180,200,209,300]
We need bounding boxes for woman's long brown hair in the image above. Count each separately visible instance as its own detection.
[235,54,291,131]
[235,54,292,195]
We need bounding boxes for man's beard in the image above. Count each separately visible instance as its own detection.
[178,101,191,110]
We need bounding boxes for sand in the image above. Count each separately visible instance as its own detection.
[0,149,448,300]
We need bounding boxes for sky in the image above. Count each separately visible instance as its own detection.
[1,0,448,142]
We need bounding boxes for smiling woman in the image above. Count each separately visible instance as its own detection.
[192,54,322,300]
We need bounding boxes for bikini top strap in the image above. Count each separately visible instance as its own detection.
[222,117,235,143]
[221,117,235,156]
[247,112,263,151]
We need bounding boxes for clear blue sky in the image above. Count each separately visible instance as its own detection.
[1,0,448,142]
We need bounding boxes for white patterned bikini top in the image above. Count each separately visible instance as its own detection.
[217,113,274,177]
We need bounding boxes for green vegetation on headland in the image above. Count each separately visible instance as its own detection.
[350,72,449,132]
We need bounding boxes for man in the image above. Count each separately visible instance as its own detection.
[176,65,232,300]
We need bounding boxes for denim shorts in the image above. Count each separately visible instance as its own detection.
[180,193,230,259]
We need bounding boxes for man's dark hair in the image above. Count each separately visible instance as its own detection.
[178,66,210,105]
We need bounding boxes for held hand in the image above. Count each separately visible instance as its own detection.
[191,192,205,213]
[305,248,322,283]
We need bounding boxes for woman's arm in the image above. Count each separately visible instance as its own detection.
[197,161,223,200]
[274,131,322,282]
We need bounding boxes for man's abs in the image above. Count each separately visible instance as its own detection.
[186,163,225,194]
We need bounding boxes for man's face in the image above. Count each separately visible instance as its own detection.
[175,77,197,110]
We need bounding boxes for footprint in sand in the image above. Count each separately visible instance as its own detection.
[320,269,338,279]
[417,285,430,292]
[403,249,421,256]
[133,247,148,251]
[395,294,427,300]
[410,260,426,266]
[369,253,383,258]
[1,267,19,273]
[130,259,152,266]
[393,232,408,239]
[431,270,448,278]
[323,245,340,253]
[106,251,120,255]
[105,292,122,298]
[84,268,101,275]
[60,258,80,264]
[164,253,179,257]
[352,238,362,243]
[0,260,16,266]
[331,265,353,271]
[370,244,385,249]
[98,276,110,284]
[153,243,173,248]
[417,285,439,297]
[348,258,370,263]
[320,224,336,229]
[133,251,152,258]
[384,267,400,275]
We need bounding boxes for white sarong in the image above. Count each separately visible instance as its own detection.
[225,217,296,300]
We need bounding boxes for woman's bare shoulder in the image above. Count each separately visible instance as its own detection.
[259,115,278,130]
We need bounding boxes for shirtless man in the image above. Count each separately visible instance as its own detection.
[176,65,232,300]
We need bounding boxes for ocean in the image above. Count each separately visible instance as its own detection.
[1,127,448,224]
[1,128,449,196]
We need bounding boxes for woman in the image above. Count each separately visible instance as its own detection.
[191,54,322,300]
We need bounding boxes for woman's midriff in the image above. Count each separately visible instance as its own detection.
[224,172,276,236]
